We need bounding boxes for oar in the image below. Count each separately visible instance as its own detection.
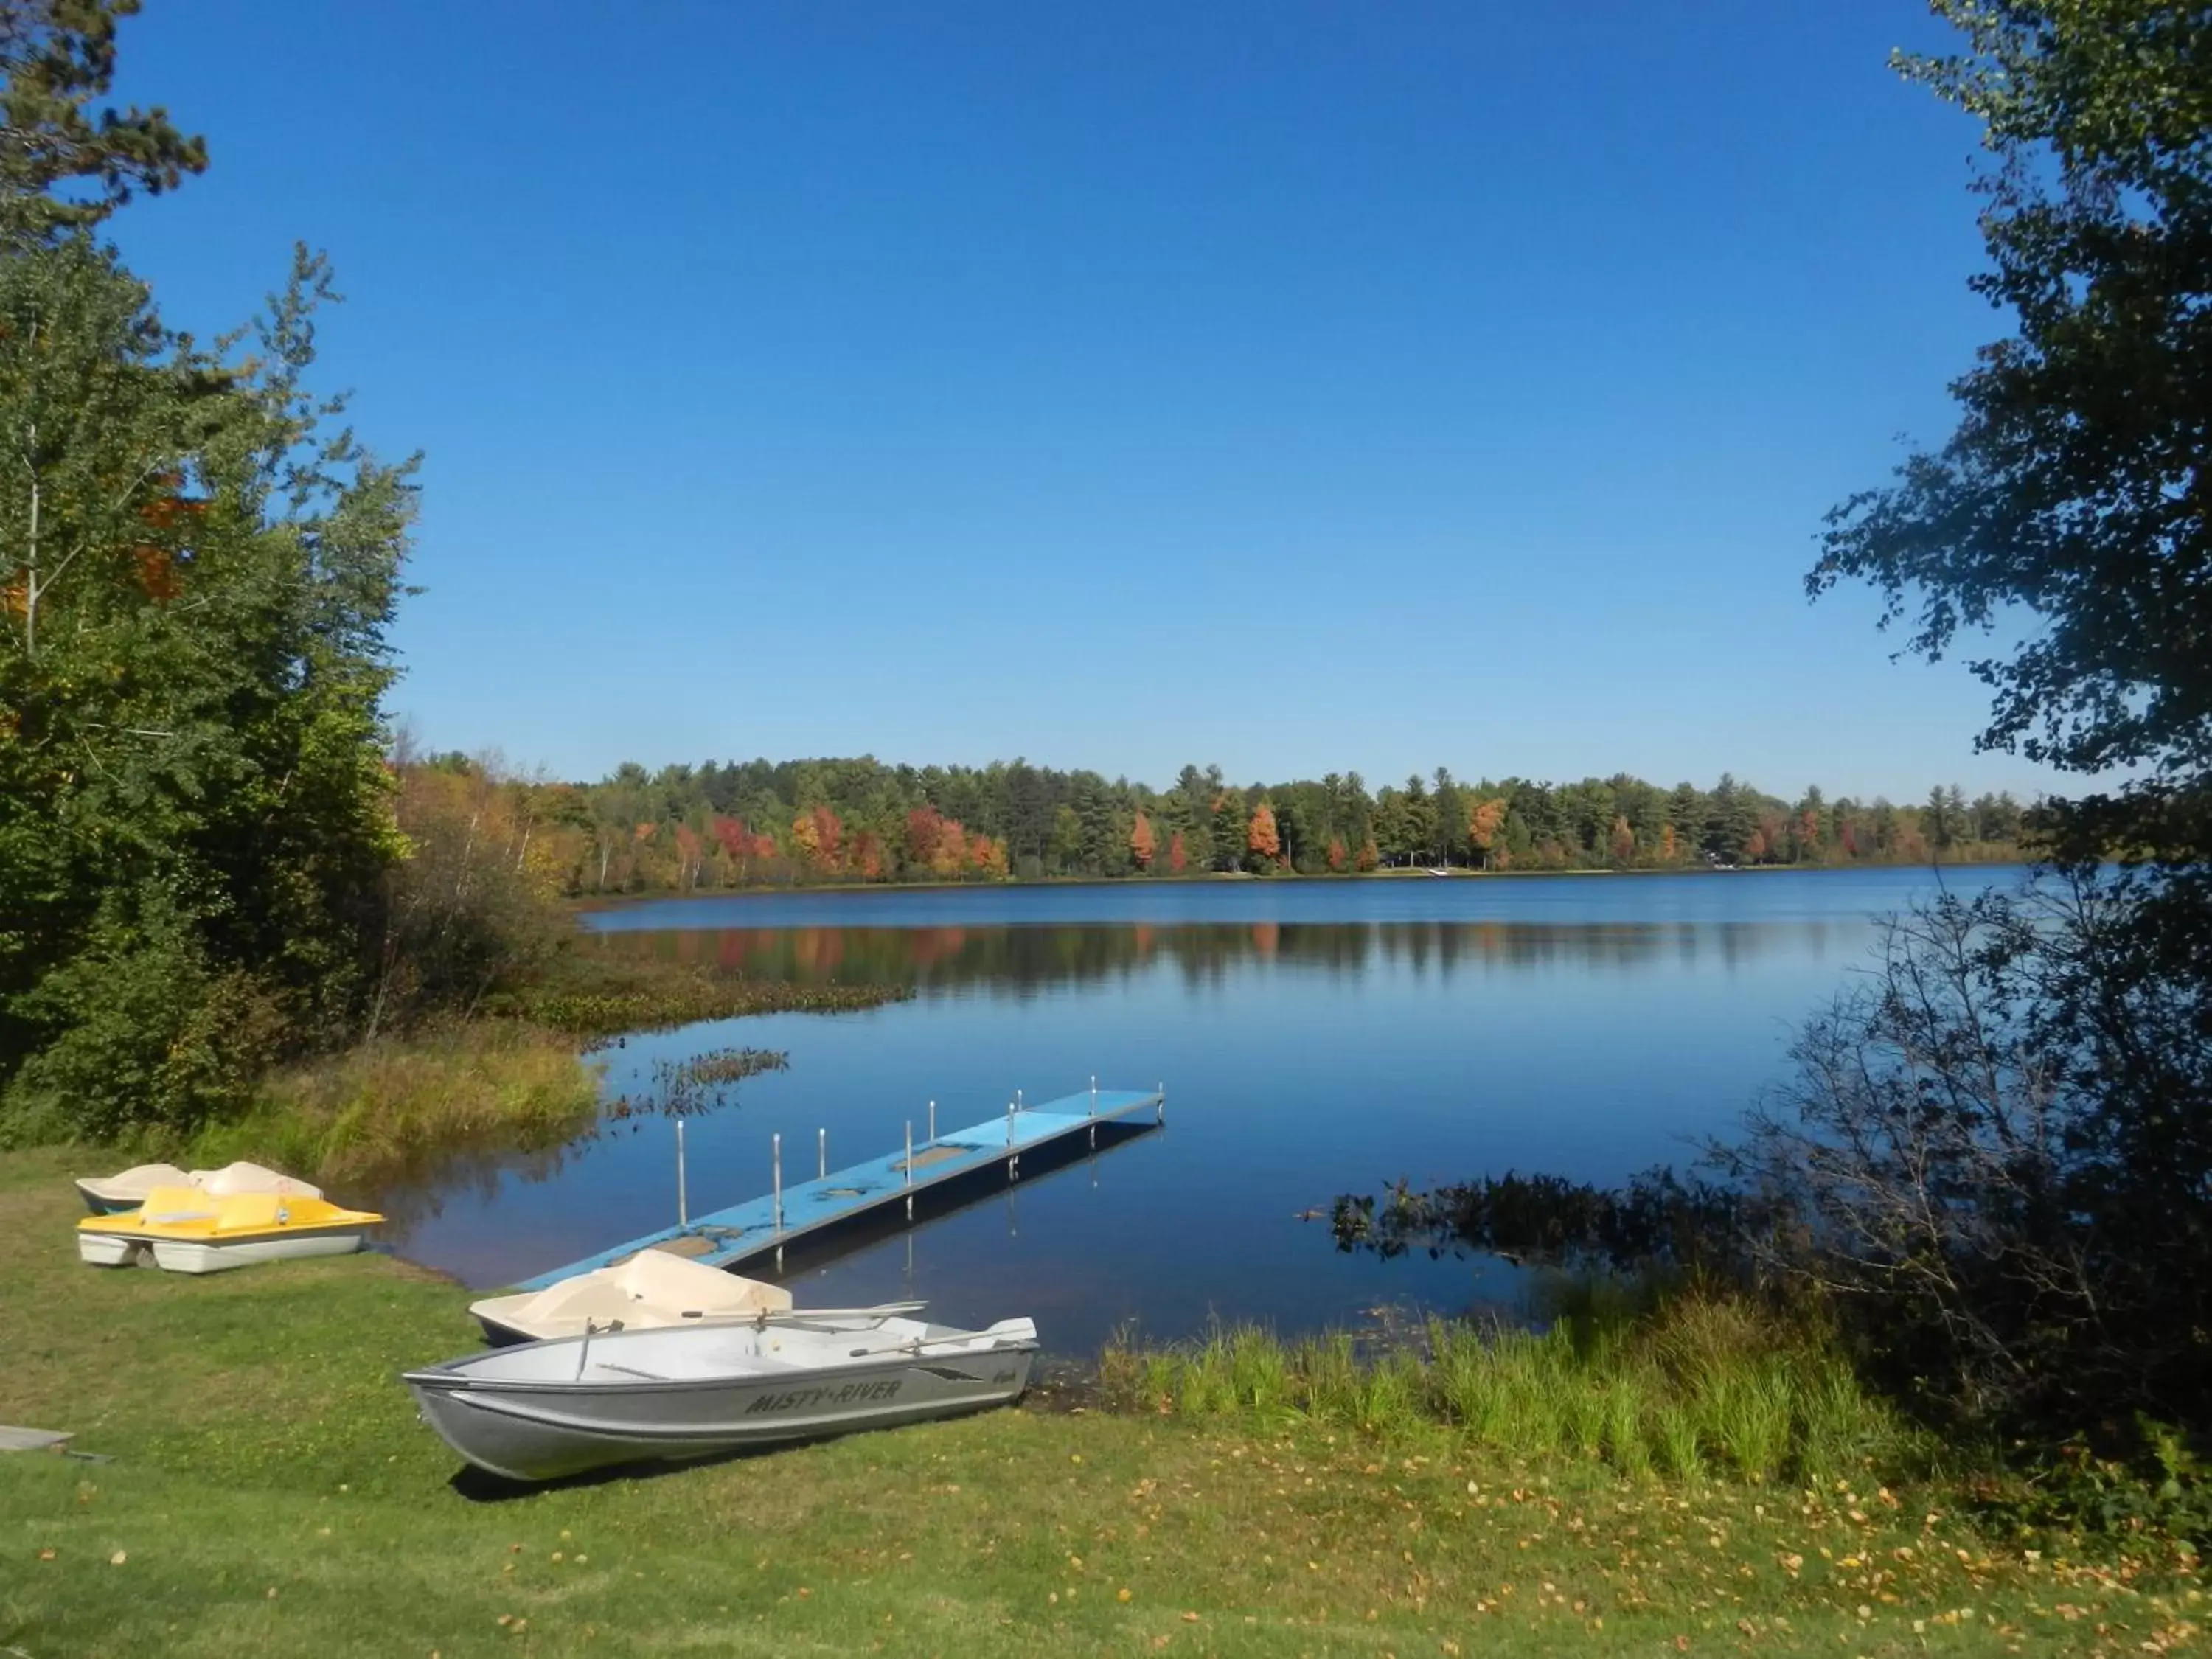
[748,1301,928,1328]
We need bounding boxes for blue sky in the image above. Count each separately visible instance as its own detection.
[110,1,2039,801]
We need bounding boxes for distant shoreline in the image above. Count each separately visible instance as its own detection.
[566,858,2027,913]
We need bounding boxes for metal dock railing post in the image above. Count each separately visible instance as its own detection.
[675,1119,689,1227]
[511,1079,1175,1293]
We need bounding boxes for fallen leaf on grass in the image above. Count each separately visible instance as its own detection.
[108,1551,126,1566]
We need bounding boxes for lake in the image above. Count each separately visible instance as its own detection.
[387,868,1985,1355]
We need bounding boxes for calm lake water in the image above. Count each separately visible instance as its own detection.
[388,868,1989,1355]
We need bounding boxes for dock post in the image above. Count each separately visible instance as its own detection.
[675,1119,689,1228]
[772,1133,782,1232]
[928,1098,936,1147]
[1090,1074,1097,1114]
[905,1120,914,1220]
[818,1127,826,1180]
[1158,1081,1166,1124]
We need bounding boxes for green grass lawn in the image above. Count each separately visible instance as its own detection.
[1,1147,2198,1657]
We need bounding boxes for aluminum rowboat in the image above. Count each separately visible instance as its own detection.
[403,1310,1037,1482]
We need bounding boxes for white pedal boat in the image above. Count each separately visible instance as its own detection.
[74,1160,322,1215]
[469,1250,794,1344]
[77,1187,381,1273]
[405,1309,1039,1482]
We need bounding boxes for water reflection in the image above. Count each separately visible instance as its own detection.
[389,872,1966,1351]
[595,917,1850,992]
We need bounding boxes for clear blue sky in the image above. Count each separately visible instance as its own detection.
[109,0,2042,801]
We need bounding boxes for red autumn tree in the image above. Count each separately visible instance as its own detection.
[851,830,885,881]
[905,806,945,866]
[1356,836,1380,872]
[1247,802,1280,864]
[969,832,1009,879]
[1130,811,1155,870]
[1326,834,1346,872]
[933,816,970,879]
[1658,821,1680,863]
[1168,830,1187,874]
[672,821,703,889]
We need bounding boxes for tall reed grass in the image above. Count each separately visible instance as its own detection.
[175,1024,601,1189]
[1099,1281,1918,1487]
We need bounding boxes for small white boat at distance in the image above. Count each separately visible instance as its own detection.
[405,1308,1039,1482]
[469,1249,793,1344]
[74,1160,323,1215]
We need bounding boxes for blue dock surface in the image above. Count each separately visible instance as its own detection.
[515,1085,1164,1290]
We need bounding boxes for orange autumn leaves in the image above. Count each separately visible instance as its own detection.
[1247,803,1280,863]
[899,806,1009,882]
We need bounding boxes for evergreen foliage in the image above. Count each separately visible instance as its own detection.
[0,4,415,1138]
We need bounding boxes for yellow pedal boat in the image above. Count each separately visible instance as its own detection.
[77,1186,383,1273]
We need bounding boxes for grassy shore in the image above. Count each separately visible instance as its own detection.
[2,1151,2197,1656]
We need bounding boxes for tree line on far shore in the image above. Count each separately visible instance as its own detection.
[418,748,2034,896]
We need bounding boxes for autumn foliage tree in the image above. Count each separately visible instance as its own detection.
[1467,798,1507,868]
[1246,802,1280,869]
[1130,810,1155,871]
[1168,831,1187,875]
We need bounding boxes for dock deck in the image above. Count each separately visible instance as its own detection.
[515,1085,1164,1290]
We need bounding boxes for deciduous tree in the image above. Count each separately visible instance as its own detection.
[1129,810,1155,871]
[1246,801,1280,867]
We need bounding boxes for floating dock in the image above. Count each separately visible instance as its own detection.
[515,1083,1165,1290]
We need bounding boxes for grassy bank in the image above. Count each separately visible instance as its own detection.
[2,1151,2197,1657]
[1102,1293,1922,1489]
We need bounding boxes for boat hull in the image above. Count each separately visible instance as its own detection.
[407,1339,1035,1482]
[77,1232,147,1267]
[147,1228,369,1275]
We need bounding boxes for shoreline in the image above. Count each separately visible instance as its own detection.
[568,857,2031,913]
